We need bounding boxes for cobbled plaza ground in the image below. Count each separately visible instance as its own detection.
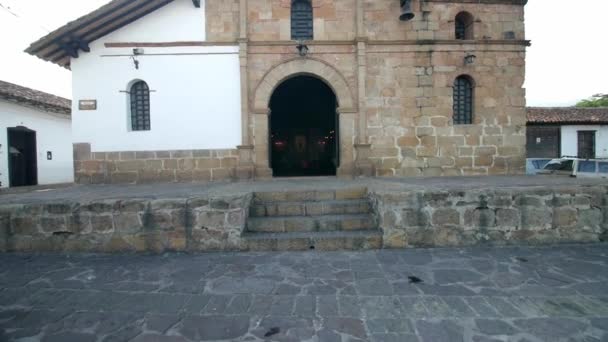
[0,244,607,342]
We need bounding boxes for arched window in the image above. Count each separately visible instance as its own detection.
[455,12,474,40]
[129,81,151,131]
[453,76,474,125]
[291,0,313,40]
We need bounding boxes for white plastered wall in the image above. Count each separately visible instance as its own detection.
[0,101,74,188]
[561,125,608,158]
[70,0,242,152]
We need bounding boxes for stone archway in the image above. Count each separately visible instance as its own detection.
[253,58,355,113]
[251,58,358,178]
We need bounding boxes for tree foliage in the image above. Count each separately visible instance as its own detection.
[576,94,608,108]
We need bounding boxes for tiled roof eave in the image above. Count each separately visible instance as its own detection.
[0,95,71,116]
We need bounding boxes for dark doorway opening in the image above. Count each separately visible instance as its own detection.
[7,126,38,187]
[270,76,339,177]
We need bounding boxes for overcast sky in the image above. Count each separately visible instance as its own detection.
[1,0,607,106]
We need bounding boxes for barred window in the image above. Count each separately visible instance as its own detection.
[453,76,474,125]
[130,81,151,131]
[455,12,474,40]
[291,0,313,40]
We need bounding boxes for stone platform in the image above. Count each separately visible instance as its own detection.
[0,176,607,253]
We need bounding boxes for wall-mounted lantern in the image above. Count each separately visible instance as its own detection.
[464,54,477,65]
[399,0,415,21]
[130,48,144,70]
[296,41,309,57]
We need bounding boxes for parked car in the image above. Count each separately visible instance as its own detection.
[538,157,608,179]
[526,158,552,175]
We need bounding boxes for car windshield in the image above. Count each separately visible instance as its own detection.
[532,159,551,169]
[543,160,574,171]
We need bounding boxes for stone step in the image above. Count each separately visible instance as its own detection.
[242,230,383,251]
[250,199,371,217]
[253,187,367,203]
[247,214,376,233]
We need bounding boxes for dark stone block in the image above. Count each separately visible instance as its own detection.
[44,202,76,215]
[401,209,430,228]
[90,215,114,233]
[431,208,460,227]
[119,200,148,212]
[39,216,68,234]
[10,216,38,235]
[82,201,118,213]
[515,195,544,207]
[180,315,249,341]
[210,199,230,210]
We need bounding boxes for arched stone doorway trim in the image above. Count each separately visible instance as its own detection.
[250,57,358,178]
[252,57,356,114]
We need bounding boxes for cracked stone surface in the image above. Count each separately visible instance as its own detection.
[0,244,607,341]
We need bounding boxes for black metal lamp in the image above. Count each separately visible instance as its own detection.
[464,54,477,65]
[296,40,309,57]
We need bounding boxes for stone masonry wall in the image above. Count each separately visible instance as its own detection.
[246,0,357,41]
[1,185,606,253]
[0,194,252,253]
[364,1,525,41]
[366,46,526,177]
[372,186,608,249]
[73,143,239,185]
[205,0,240,42]
[241,0,528,178]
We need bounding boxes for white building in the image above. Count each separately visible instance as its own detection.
[0,80,73,188]
[527,107,608,159]
[26,0,242,184]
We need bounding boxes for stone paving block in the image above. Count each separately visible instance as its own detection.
[323,317,367,339]
[475,319,518,336]
[42,332,97,342]
[179,315,250,341]
[293,295,316,317]
[370,333,420,342]
[317,295,339,316]
[338,295,362,317]
[465,297,501,318]
[513,317,588,340]
[415,319,465,342]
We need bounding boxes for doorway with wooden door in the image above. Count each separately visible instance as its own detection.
[269,75,339,177]
[7,126,38,187]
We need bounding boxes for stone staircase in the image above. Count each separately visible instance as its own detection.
[242,187,382,251]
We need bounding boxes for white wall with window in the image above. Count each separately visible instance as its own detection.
[0,101,73,188]
[561,125,608,159]
[71,0,242,152]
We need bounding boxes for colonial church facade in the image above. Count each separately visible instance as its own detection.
[27,0,528,184]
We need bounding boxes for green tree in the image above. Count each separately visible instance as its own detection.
[576,94,608,108]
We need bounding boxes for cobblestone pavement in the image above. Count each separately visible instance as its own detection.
[1,244,607,342]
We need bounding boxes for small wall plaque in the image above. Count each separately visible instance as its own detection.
[79,100,97,111]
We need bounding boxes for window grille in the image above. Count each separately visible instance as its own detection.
[455,18,466,40]
[455,12,474,40]
[453,76,473,125]
[130,81,151,131]
[291,0,313,40]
